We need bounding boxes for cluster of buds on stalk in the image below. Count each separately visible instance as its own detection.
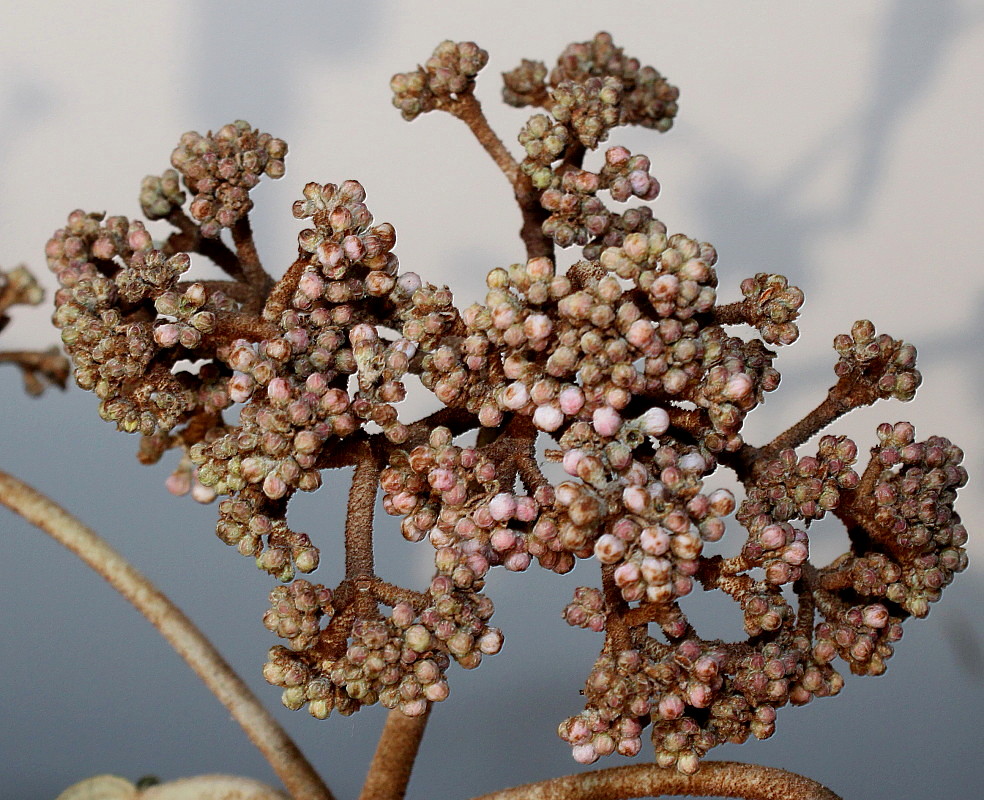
[45,33,967,773]
[0,263,69,395]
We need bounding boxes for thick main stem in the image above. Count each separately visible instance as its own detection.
[0,470,334,800]
[358,706,432,800]
[464,761,841,800]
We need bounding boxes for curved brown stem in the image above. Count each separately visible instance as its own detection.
[0,470,334,800]
[464,761,841,800]
[358,706,432,800]
[444,93,551,260]
[163,207,243,279]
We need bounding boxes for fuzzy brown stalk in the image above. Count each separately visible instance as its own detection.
[464,761,841,800]
[358,706,432,800]
[446,93,552,259]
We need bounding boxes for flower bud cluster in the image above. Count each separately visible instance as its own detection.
[738,273,805,346]
[47,211,205,436]
[381,426,573,579]
[0,263,44,309]
[813,602,903,677]
[858,422,968,618]
[533,147,660,248]
[833,319,921,402]
[562,586,607,632]
[262,576,502,720]
[740,436,860,524]
[165,453,217,504]
[139,169,186,221]
[49,34,969,779]
[170,120,287,237]
[561,641,747,775]
[554,435,735,607]
[391,40,489,121]
[549,76,623,149]
[262,579,334,651]
[692,329,779,452]
[739,588,793,637]
[292,181,398,282]
[501,58,549,108]
[503,32,679,133]
[0,263,70,395]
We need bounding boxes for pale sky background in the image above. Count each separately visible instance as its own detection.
[1,2,982,799]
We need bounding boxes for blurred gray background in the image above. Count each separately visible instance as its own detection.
[1,1,982,798]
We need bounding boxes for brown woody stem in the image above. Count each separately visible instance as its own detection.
[445,93,552,260]
[346,442,380,581]
[232,216,274,296]
[464,761,841,800]
[0,470,334,800]
[164,207,244,279]
[358,706,432,800]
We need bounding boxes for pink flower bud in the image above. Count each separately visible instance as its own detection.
[397,272,422,294]
[500,381,530,410]
[636,407,669,436]
[572,744,599,764]
[489,493,518,521]
[523,313,552,340]
[725,372,754,401]
[533,404,563,431]
[658,693,685,720]
[622,485,649,514]
[614,561,640,587]
[165,471,191,496]
[153,323,181,347]
[490,527,516,551]
[760,524,787,550]
[592,405,622,437]
[783,541,808,565]
[626,319,656,349]
[503,551,532,571]
[639,526,670,555]
[349,323,377,345]
[191,481,216,504]
[862,604,890,629]
[267,377,292,403]
[594,533,626,564]
[469,629,501,658]
[563,448,584,477]
[262,473,288,500]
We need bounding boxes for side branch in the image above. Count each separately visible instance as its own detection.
[0,470,334,800]
[446,93,521,185]
[464,761,841,800]
[731,389,853,481]
[445,93,552,259]
[232,216,275,295]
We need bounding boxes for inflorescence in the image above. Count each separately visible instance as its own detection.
[44,33,967,773]
[0,263,68,395]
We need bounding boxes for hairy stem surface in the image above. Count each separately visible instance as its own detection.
[464,761,841,800]
[0,470,334,800]
[358,706,432,800]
